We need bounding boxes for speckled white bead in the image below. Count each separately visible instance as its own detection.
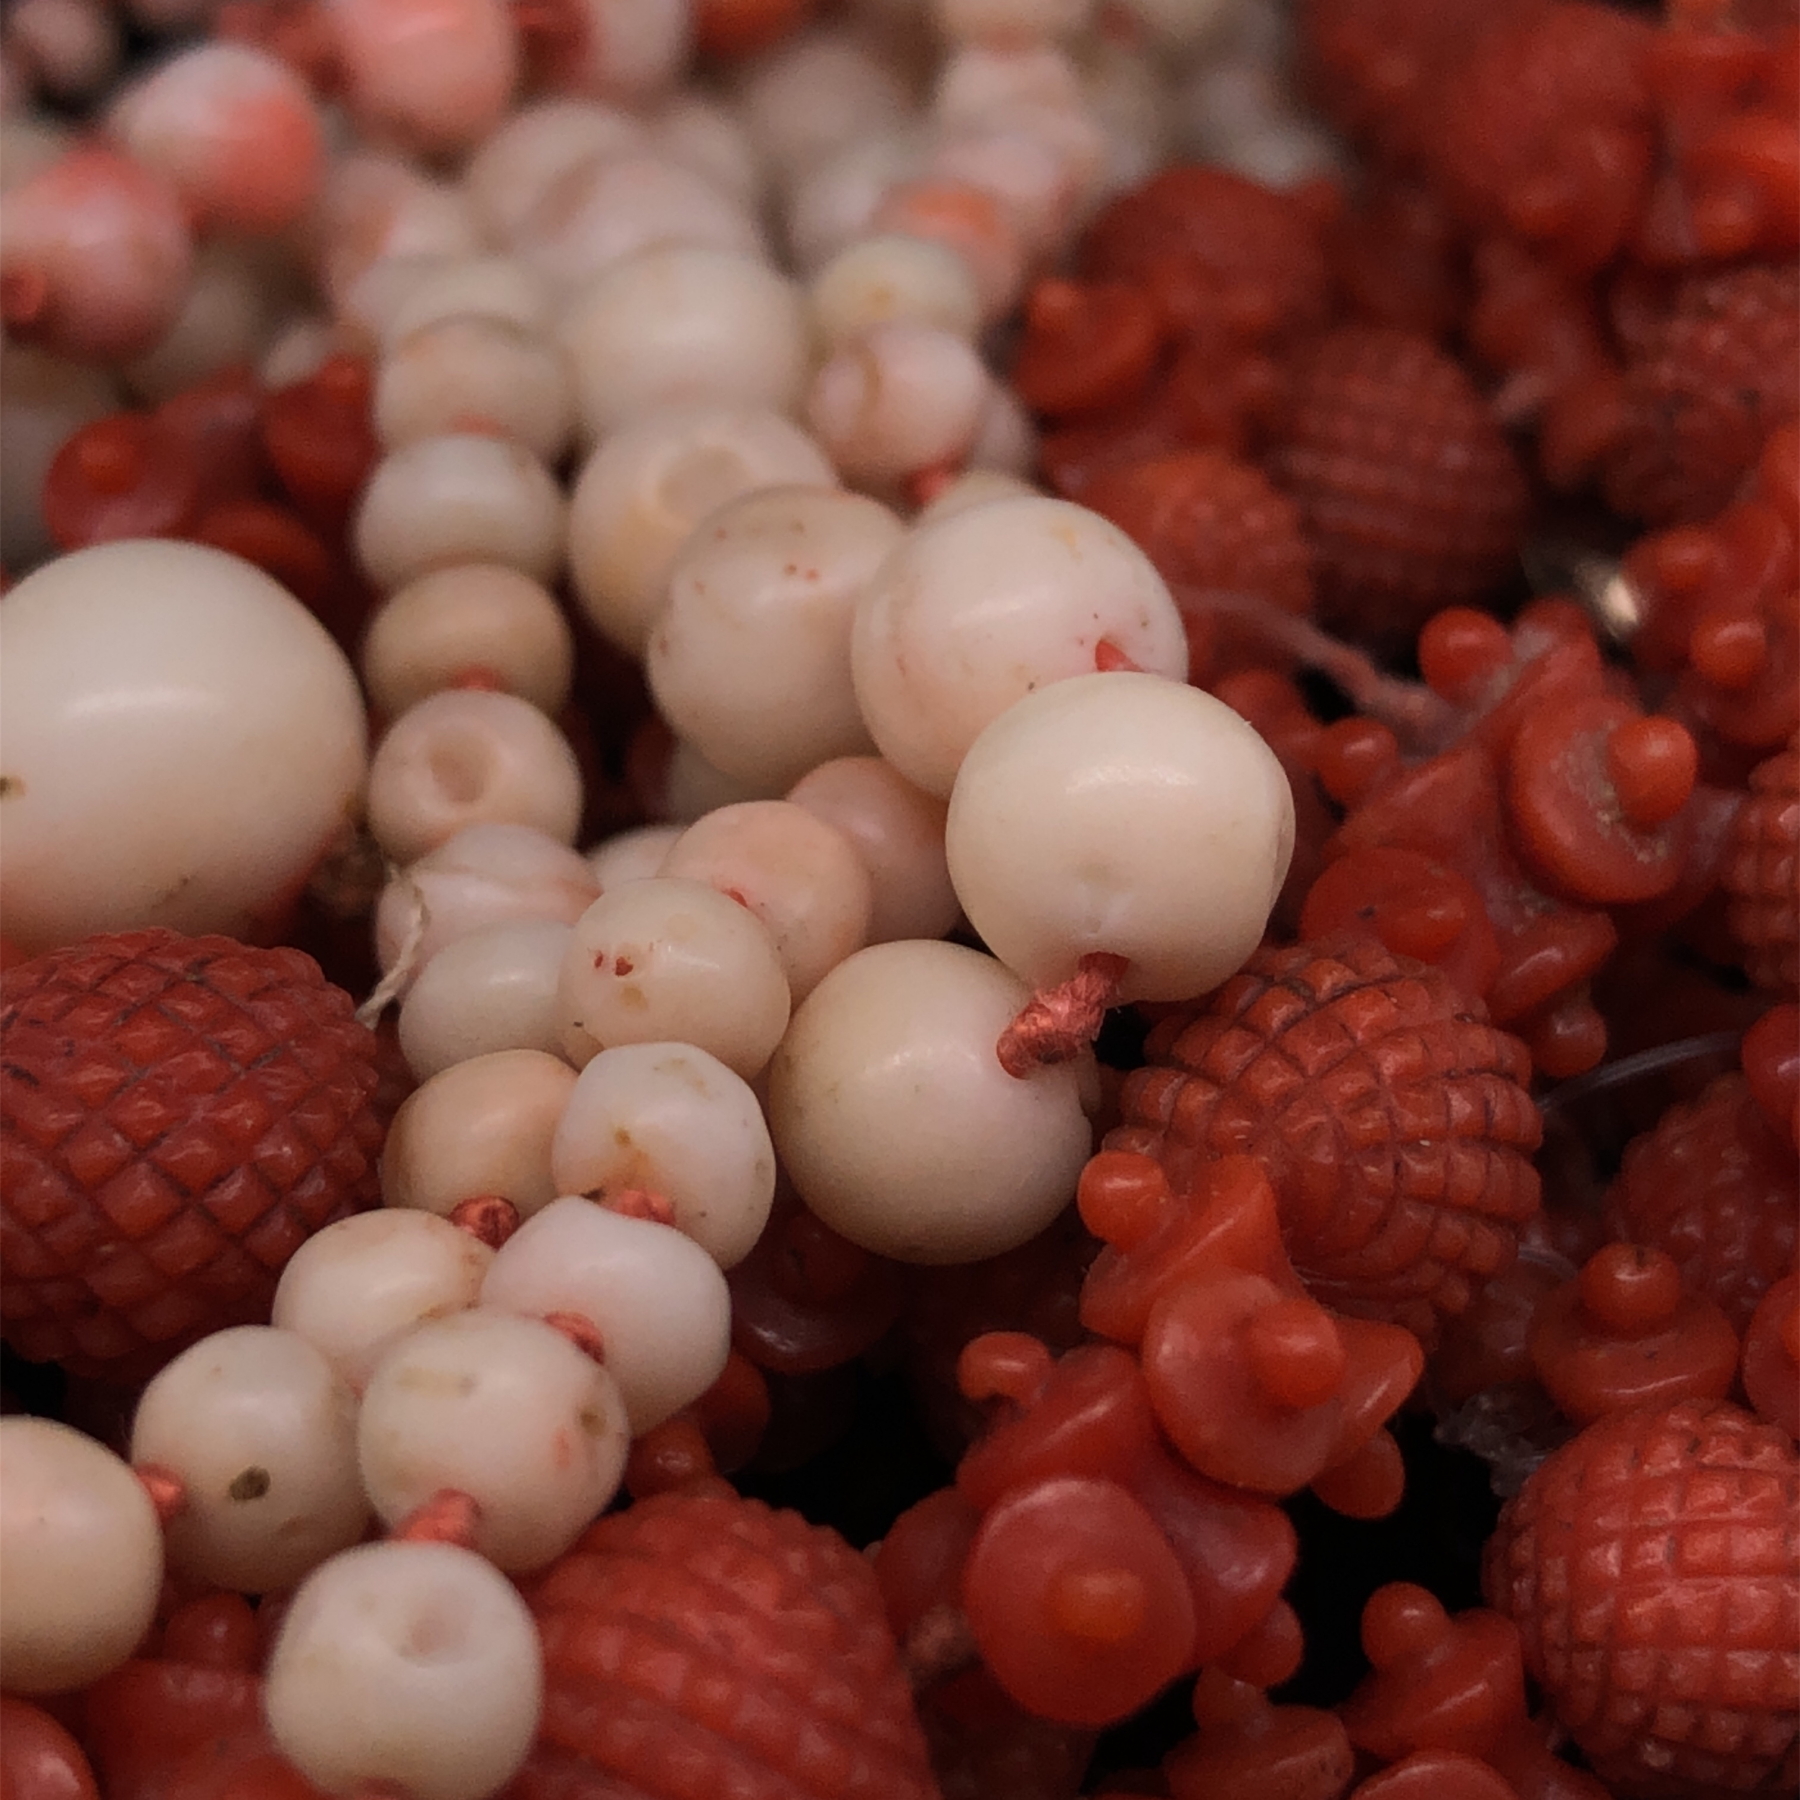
[398,919,573,1080]
[808,233,983,350]
[375,315,574,463]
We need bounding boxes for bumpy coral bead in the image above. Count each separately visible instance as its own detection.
[1741,1271,1799,1439]
[1484,1398,1799,1797]
[1722,739,1799,995]
[1109,936,1542,1338]
[1,930,383,1381]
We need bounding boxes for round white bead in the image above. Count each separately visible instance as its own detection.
[551,1041,776,1268]
[375,314,574,464]
[556,877,792,1078]
[398,918,573,1080]
[481,1196,732,1432]
[585,822,684,889]
[376,254,556,349]
[807,233,982,350]
[129,1326,368,1594]
[0,1418,163,1694]
[273,1210,494,1392]
[265,1539,543,1800]
[731,25,913,181]
[766,939,1092,1262]
[0,540,366,956]
[945,670,1295,1000]
[645,91,765,208]
[849,493,1186,797]
[463,98,646,247]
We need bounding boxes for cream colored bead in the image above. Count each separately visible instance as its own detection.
[361,563,574,720]
[934,0,1093,38]
[354,434,566,592]
[945,670,1294,1000]
[260,313,339,388]
[314,152,479,313]
[556,877,791,1078]
[0,541,366,957]
[382,1047,577,1220]
[850,493,1187,797]
[463,98,646,247]
[366,687,583,865]
[375,315,574,463]
[551,1041,775,1268]
[398,919,572,1080]
[645,484,898,790]
[731,25,914,179]
[766,940,1091,1263]
[585,822,683,888]
[265,1540,543,1800]
[925,107,1105,261]
[660,737,786,822]
[933,40,1083,122]
[121,239,276,403]
[374,822,599,985]
[357,1309,629,1571]
[544,0,692,103]
[646,91,764,208]
[565,404,836,657]
[481,1197,732,1432]
[808,234,982,352]
[784,130,924,275]
[273,1210,494,1392]
[129,1326,368,1594]
[377,254,555,349]
[787,756,958,944]
[0,1418,163,1694]
[914,467,1037,521]
[659,800,872,1003]
[964,379,1037,477]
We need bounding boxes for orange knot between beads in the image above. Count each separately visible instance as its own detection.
[389,1487,480,1548]
[600,1187,678,1227]
[449,1193,521,1248]
[134,1463,187,1525]
[545,1310,607,1362]
[996,952,1129,1077]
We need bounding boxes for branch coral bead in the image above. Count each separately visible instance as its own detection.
[1,930,384,1380]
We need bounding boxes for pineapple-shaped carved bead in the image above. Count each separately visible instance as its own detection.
[1723,740,1799,997]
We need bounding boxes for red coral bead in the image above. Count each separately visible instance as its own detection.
[0,929,383,1381]
[1722,738,1800,994]
[1484,1398,1800,1797]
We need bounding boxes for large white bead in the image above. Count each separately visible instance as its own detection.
[0,540,366,955]
[264,1539,543,1800]
[766,939,1091,1263]
[0,1417,164,1693]
[398,918,572,1079]
[944,670,1295,1001]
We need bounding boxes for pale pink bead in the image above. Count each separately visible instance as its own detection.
[376,256,555,350]
[557,877,791,1078]
[871,178,1027,323]
[945,671,1295,1000]
[925,110,1103,261]
[551,1042,775,1268]
[767,940,1091,1262]
[788,755,959,944]
[539,0,693,104]
[0,1418,163,1695]
[505,149,764,298]
[561,245,809,441]
[374,822,599,982]
[782,130,924,274]
[0,343,117,567]
[122,241,277,405]
[325,0,519,156]
[398,919,572,1079]
[362,563,575,720]
[660,800,874,1002]
[585,823,683,889]
[0,144,192,361]
[358,1309,629,1571]
[130,1326,369,1594]
[107,43,324,234]
[934,0,1091,40]
[806,321,992,489]
[367,687,584,865]
[566,404,837,656]
[660,738,784,822]
[808,234,982,350]
[645,484,899,790]
[731,25,914,180]
[481,1197,732,1431]
[376,315,574,463]
[850,493,1187,795]
[965,378,1038,477]
[646,92,765,209]
[355,434,566,591]
[273,1210,495,1392]
[932,40,1083,121]
[313,152,479,314]
[462,98,646,247]
[3,0,118,105]
[266,1540,542,1800]
[382,1047,578,1218]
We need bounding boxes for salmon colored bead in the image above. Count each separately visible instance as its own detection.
[0,1695,100,1800]
[1161,1669,1352,1800]
[1741,1270,1800,1438]
[153,366,271,511]
[1722,739,1799,994]
[191,502,341,624]
[1010,277,1163,419]
[1741,1001,1799,1145]
[259,354,380,536]
[1349,1750,1522,1800]
[1417,608,1515,708]
[40,412,203,551]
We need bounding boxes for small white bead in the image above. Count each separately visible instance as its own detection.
[645,484,899,790]
[259,314,339,389]
[645,91,765,208]
[850,494,1187,797]
[355,433,566,592]
[399,919,573,1080]
[0,1418,163,1694]
[273,1210,494,1392]
[357,1309,629,1571]
[361,563,575,721]
[374,822,599,984]
[585,822,684,888]
[731,25,915,180]
[565,404,836,657]
[945,670,1295,1000]
[366,687,584,865]
[265,1540,543,1800]
[560,244,809,440]
[556,877,791,1078]
[375,315,574,464]
[767,940,1091,1262]
[315,152,479,314]
[659,800,872,1003]
[377,254,556,349]
[122,240,277,404]
[463,98,647,247]
[546,0,692,104]
[783,130,924,275]
[964,379,1038,478]
[933,41,1083,122]
[914,467,1038,522]
[382,1047,578,1220]
[808,234,983,350]
[129,1326,368,1594]
[551,1041,775,1268]
[787,756,959,944]
[482,1196,732,1432]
